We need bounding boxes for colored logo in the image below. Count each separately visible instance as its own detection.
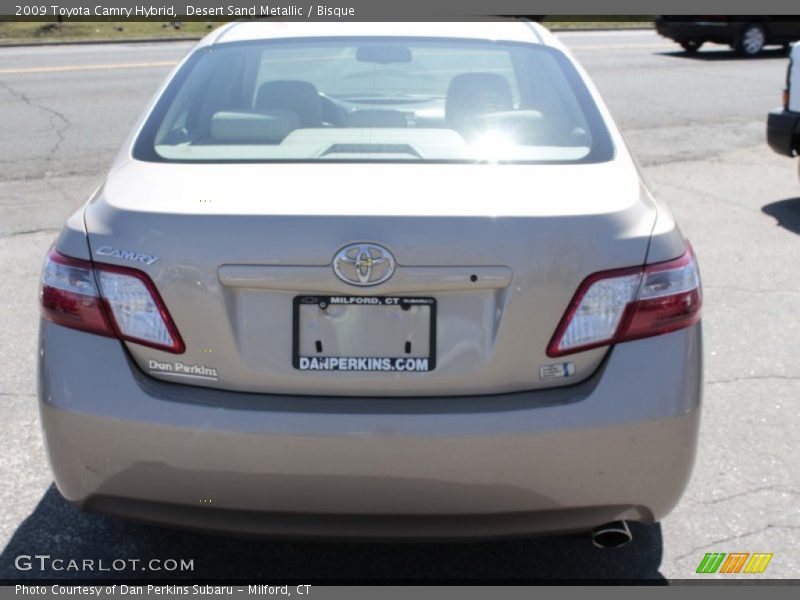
[696,553,773,574]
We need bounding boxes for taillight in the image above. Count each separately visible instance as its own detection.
[547,245,702,357]
[41,252,114,337]
[41,249,184,353]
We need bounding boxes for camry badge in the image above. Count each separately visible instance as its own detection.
[333,243,396,286]
[95,246,159,266]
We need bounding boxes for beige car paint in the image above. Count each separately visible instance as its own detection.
[38,21,702,538]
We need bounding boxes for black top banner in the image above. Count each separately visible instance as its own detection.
[3,0,800,20]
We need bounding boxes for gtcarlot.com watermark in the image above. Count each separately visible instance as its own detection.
[14,554,194,574]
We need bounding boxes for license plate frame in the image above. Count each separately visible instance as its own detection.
[292,295,437,372]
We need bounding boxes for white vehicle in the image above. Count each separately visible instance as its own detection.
[767,42,800,173]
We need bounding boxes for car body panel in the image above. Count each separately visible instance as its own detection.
[790,42,800,112]
[82,159,660,396]
[767,43,800,159]
[656,18,739,46]
[213,21,545,47]
[39,319,701,538]
[656,17,800,48]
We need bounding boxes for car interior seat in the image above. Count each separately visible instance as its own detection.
[255,80,324,128]
[445,72,514,139]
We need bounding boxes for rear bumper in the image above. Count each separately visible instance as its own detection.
[655,21,736,44]
[767,108,800,157]
[38,320,702,540]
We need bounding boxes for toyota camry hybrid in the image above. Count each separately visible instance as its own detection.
[38,21,703,544]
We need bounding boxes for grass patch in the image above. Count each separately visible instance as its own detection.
[0,21,223,44]
[543,20,654,30]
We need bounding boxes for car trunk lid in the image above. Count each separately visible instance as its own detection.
[83,159,656,396]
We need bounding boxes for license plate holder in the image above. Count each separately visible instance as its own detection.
[292,296,436,372]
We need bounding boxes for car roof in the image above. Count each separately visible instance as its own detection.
[203,21,550,47]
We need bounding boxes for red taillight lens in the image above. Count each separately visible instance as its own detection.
[547,245,702,357]
[40,249,185,354]
[41,251,114,337]
[622,249,702,341]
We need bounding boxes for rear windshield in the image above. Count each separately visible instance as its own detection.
[133,37,614,164]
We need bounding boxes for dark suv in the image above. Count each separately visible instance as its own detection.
[656,17,800,57]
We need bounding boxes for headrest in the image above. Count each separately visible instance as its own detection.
[255,80,323,127]
[210,110,300,144]
[445,73,514,131]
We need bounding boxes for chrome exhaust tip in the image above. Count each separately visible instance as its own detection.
[591,520,632,549]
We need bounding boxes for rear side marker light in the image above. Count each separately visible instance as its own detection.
[547,245,702,357]
[41,249,185,354]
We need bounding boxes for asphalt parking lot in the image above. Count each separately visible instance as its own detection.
[0,29,798,581]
